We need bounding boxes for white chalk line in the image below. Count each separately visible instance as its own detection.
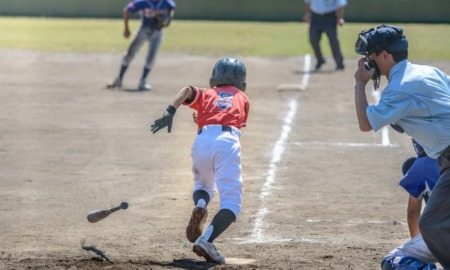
[245,99,297,244]
[242,56,310,244]
[293,141,398,148]
[240,56,393,244]
[233,218,406,245]
[372,88,392,146]
[301,54,311,89]
[306,219,405,225]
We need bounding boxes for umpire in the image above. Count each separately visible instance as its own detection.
[303,0,346,71]
[353,24,450,268]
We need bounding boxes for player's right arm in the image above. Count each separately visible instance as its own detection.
[354,58,375,131]
[337,6,345,26]
[303,2,311,23]
[123,8,131,38]
[406,195,422,238]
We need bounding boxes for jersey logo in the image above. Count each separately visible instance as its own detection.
[143,9,157,18]
[216,92,234,110]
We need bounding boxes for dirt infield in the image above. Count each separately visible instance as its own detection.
[1,50,449,269]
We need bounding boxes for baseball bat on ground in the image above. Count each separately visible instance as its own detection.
[87,202,128,223]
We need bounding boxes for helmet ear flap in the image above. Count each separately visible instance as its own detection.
[209,70,216,89]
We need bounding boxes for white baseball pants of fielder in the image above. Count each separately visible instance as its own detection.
[383,234,437,264]
[191,125,242,218]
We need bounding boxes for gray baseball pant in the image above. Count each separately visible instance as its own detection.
[419,158,450,269]
[122,27,163,70]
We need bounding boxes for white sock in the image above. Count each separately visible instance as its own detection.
[197,199,206,208]
[202,225,213,241]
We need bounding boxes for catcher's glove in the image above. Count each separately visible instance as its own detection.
[151,105,176,133]
[153,12,172,30]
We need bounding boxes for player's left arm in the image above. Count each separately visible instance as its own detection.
[154,7,175,30]
[171,86,195,109]
[151,86,196,134]
[406,195,422,238]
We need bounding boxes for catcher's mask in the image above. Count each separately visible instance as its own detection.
[355,24,408,90]
[209,57,247,91]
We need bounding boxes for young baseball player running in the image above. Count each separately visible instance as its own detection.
[107,0,176,91]
[381,140,440,270]
[150,57,250,264]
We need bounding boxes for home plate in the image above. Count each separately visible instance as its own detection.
[226,257,256,265]
[276,83,305,91]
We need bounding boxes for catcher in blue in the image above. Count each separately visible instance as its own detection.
[150,57,250,264]
[107,0,176,91]
[353,24,450,269]
[381,140,440,270]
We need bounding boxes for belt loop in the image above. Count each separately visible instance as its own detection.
[222,126,232,132]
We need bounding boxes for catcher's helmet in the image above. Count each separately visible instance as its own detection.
[209,57,246,91]
[402,157,417,176]
[355,24,408,56]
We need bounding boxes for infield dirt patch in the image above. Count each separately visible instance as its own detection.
[0,50,449,269]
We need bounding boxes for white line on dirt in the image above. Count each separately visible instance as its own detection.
[301,54,311,88]
[247,99,297,243]
[371,89,391,146]
[243,59,396,245]
[245,55,308,243]
[244,56,311,243]
[293,141,398,148]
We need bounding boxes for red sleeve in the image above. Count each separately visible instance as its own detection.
[183,86,201,110]
[242,101,250,127]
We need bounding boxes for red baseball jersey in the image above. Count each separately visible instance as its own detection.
[184,85,250,129]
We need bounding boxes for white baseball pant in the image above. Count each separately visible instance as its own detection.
[191,125,242,218]
[383,234,437,264]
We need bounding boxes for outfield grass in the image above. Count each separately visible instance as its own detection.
[0,17,449,60]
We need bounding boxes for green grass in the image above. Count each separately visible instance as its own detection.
[0,17,449,60]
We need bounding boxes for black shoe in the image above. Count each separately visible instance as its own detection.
[314,59,326,70]
[335,64,345,71]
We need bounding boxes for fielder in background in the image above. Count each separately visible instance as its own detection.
[107,0,176,91]
[150,57,250,264]
[381,140,440,270]
[353,24,450,269]
[303,0,346,71]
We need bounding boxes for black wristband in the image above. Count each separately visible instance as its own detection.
[166,105,176,115]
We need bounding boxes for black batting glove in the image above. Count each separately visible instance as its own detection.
[151,105,177,134]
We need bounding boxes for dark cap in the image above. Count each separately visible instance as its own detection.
[355,24,408,55]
